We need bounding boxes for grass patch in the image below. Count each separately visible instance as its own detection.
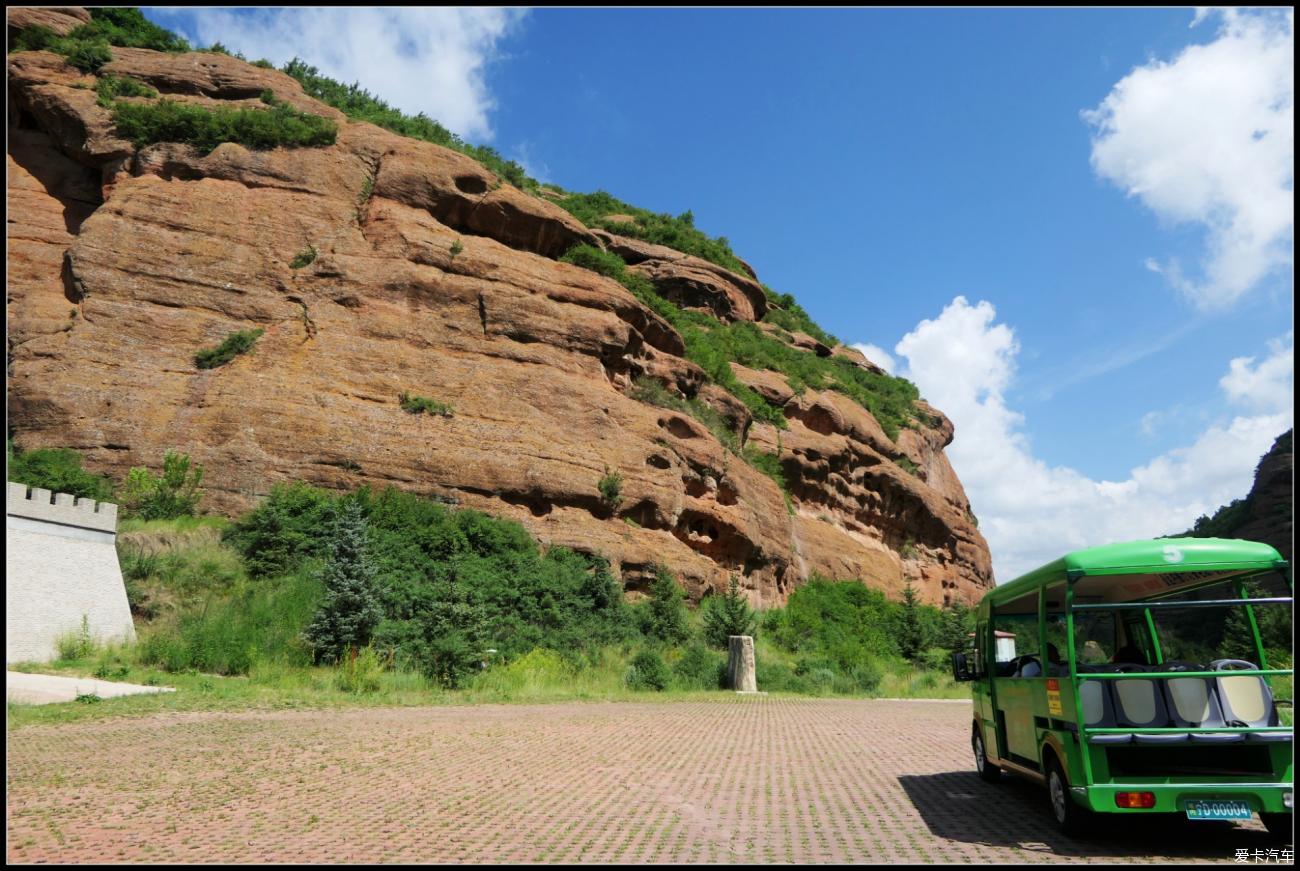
[398,392,453,417]
[194,328,263,370]
[94,73,156,107]
[893,456,919,476]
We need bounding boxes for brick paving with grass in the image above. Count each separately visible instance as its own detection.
[6,697,1278,863]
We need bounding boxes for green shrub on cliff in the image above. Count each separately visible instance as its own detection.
[398,392,454,417]
[195,328,264,370]
[111,99,337,154]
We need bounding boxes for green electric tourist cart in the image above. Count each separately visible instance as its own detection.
[952,538,1293,839]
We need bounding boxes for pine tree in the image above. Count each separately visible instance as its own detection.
[640,565,690,644]
[941,600,972,654]
[304,500,382,664]
[703,574,757,648]
[898,580,927,663]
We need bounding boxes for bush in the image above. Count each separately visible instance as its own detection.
[626,649,669,691]
[61,38,113,72]
[7,444,115,502]
[222,481,334,577]
[399,392,453,417]
[111,99,337,154]
[637,566,691,644]
[671,643,726,690]
[701,575,757,648]
[195,328,264,370]
[303,501,383,664]
[289,245,318,269]
[597,468,623,510]
[118,451,204,520]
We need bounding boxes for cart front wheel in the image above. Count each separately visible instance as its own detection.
[1046,758,1093,837]
[972,725,1000,783]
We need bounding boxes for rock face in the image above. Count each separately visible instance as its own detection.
[6,18,994,607]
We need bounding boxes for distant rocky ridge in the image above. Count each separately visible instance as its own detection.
[6,7,993,606]
[1181,430,1293,564]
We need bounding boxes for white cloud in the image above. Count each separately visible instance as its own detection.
[1083,8,1294,309]
[153,8,524,142]
[1220,332,1294,412]
[893,297,1293,581]
[850,343,896,375]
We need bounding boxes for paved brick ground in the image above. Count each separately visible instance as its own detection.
[5,698,1284,863]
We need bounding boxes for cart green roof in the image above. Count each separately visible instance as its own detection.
[986,537,1287,606]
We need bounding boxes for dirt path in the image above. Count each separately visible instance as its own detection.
[6,697,1278,863]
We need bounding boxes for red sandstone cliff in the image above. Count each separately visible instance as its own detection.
[6,10,994,606]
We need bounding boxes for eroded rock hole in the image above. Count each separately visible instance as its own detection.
[455,175,489,195]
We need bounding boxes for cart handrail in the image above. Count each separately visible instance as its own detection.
[1073,668,1293,679]
[1070,597,1291,611]
[1084,726,1293,734]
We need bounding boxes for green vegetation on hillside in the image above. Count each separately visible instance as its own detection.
[1180,429,1291,539]
[560,243,918,440]
[111,98,337,153]
[553,190,750,276]
[280,58,535,191]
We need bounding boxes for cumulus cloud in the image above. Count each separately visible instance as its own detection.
[150,7,524,141]
[1083,8,1294,309]
[850,343,896,375]
[893,298,1292,581]
[1220,332,1294,412]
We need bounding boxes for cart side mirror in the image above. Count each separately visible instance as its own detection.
[952,652,972,682]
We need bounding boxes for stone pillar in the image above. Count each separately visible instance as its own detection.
[727,635,757,693]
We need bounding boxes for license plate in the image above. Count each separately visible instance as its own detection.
[1185,799,1252,821]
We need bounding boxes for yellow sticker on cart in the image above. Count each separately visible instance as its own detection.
[1046,679,1063,716]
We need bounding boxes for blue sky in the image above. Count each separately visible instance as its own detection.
[147,7,1294,580]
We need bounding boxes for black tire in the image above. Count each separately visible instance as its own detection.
[1260,812,1293,844]
[1046,757,1093,837]
[972,725,1000,783]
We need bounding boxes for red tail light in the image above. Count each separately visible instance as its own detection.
[1115,791,1156,809]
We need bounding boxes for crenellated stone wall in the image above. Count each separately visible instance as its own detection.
[6,482,135,662]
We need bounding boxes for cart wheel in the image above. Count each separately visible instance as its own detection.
[1260,812,1293,844]
[1046,757,1093,837]
[972,725,1000,783]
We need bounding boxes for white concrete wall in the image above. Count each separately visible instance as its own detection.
[6,482,135,663]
